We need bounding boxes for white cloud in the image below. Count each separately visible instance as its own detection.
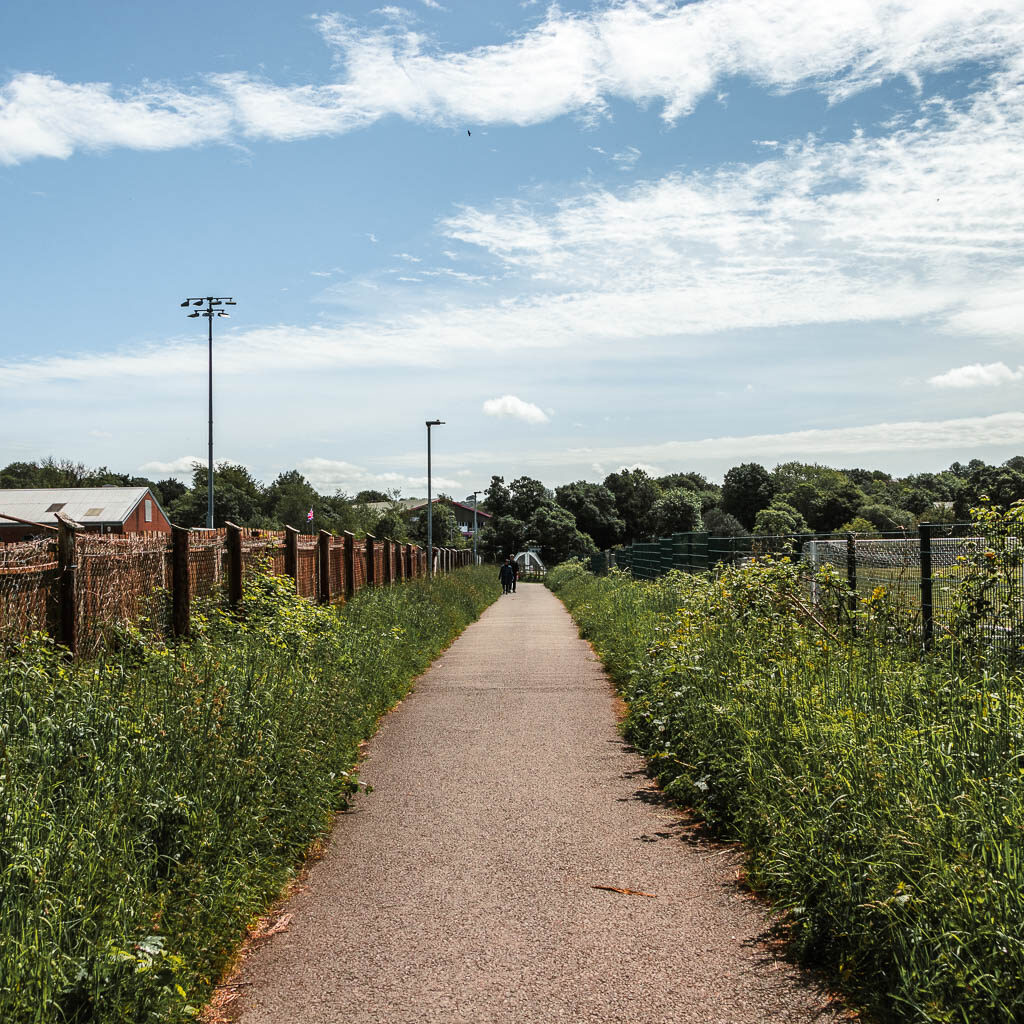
[139,456,206,477]
[0,73,232,164]
[3,1,1023,163]
[482,394,550,424]
[443,62,1024,341]
[297,456,462,495]
[611,146,641,170]
[928,362,1024,388]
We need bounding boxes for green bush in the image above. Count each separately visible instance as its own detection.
[0,566,499,1023]
[547,554,1024,1023]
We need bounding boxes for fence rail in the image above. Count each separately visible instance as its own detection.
[0,516,471,655]
[602,523,1021,650]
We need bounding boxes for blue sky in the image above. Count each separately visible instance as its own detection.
[2,0,1023,496]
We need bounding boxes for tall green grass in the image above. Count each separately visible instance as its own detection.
[0,566,499,1023]
[548,558,1024,1024]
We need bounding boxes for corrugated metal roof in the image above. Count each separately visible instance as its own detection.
[0,487,156,526]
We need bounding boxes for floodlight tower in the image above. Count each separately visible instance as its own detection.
[425,419,444,577]
[180,296,236,529]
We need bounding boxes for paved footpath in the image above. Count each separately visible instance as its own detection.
[232,584,844,1024]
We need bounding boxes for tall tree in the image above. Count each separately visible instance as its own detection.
[527,504,596,566]
[508,476,551,523]
[554,480,624,548]
[721,462,774,530]
[603,468,662,543]
[483,475,512,518]
[645,488,703,536]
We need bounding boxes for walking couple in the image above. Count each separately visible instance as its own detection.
[499,557,519,594]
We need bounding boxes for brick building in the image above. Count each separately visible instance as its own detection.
[0,487,171,542]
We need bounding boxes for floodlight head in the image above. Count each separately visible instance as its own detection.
[188,311,200,318]
[217,311,230,317]
[225,300,236,305]
[180,300,189,307]
[193,299,205,307]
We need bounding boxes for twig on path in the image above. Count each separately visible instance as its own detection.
[592,884,658,898]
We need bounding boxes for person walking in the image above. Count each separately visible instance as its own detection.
[511,557,519,593]
[499,558,515,594]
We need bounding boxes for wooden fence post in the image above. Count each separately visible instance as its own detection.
[383,537,392,584]
[284,525,299,591]
[226,521,243,607]
[366,533,376,587]
[343,531,355,599]
[56,512,80,654]
[171,524,191,638]
[318,530,332,604]
[393,540,402,581]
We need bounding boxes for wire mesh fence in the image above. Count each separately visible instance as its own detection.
[76,533,170,653]
[0,537,58,639]
[609,523,1024,652]
[0,522,470,656]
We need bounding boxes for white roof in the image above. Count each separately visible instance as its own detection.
[0,487,158,527]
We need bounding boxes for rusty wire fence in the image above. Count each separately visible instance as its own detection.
[0,521,464,656]
[0,537,58,640]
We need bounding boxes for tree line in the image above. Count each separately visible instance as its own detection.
[4,454,1023,565]
[475,456,1024,563]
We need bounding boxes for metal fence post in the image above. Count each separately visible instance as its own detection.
[56,512,80,653]
[919,522,934,648]
[846,532,857,626]
[171,524,191,638]
[225,521,243,607]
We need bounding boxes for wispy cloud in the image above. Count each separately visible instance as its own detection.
[482,394,550,424]
[296,456,462,494]
[3,1,1022,163]
[928,362,1024,388]
[139,456,205,476]
[611,146,640,170]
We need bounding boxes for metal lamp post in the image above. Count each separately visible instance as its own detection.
[425,419,444,577]
[181,296,236,528]
[466,490,480,564]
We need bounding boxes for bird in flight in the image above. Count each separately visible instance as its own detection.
[467,130,471,136]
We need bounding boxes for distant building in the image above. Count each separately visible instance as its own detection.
[0,487,171,542]
[364,497,493,537]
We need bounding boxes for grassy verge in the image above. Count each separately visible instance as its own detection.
[0,565,499,1023]
[547,557,1024,1024]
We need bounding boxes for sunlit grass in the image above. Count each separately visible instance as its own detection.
[549,558,1024,1024]
[0,566,500,1023]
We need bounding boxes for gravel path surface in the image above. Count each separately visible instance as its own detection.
[231,584,845,1024]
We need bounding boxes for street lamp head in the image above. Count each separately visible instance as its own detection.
[426,419,444,426]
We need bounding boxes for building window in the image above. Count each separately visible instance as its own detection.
[144,499,152,523]
[45,502,66,513]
